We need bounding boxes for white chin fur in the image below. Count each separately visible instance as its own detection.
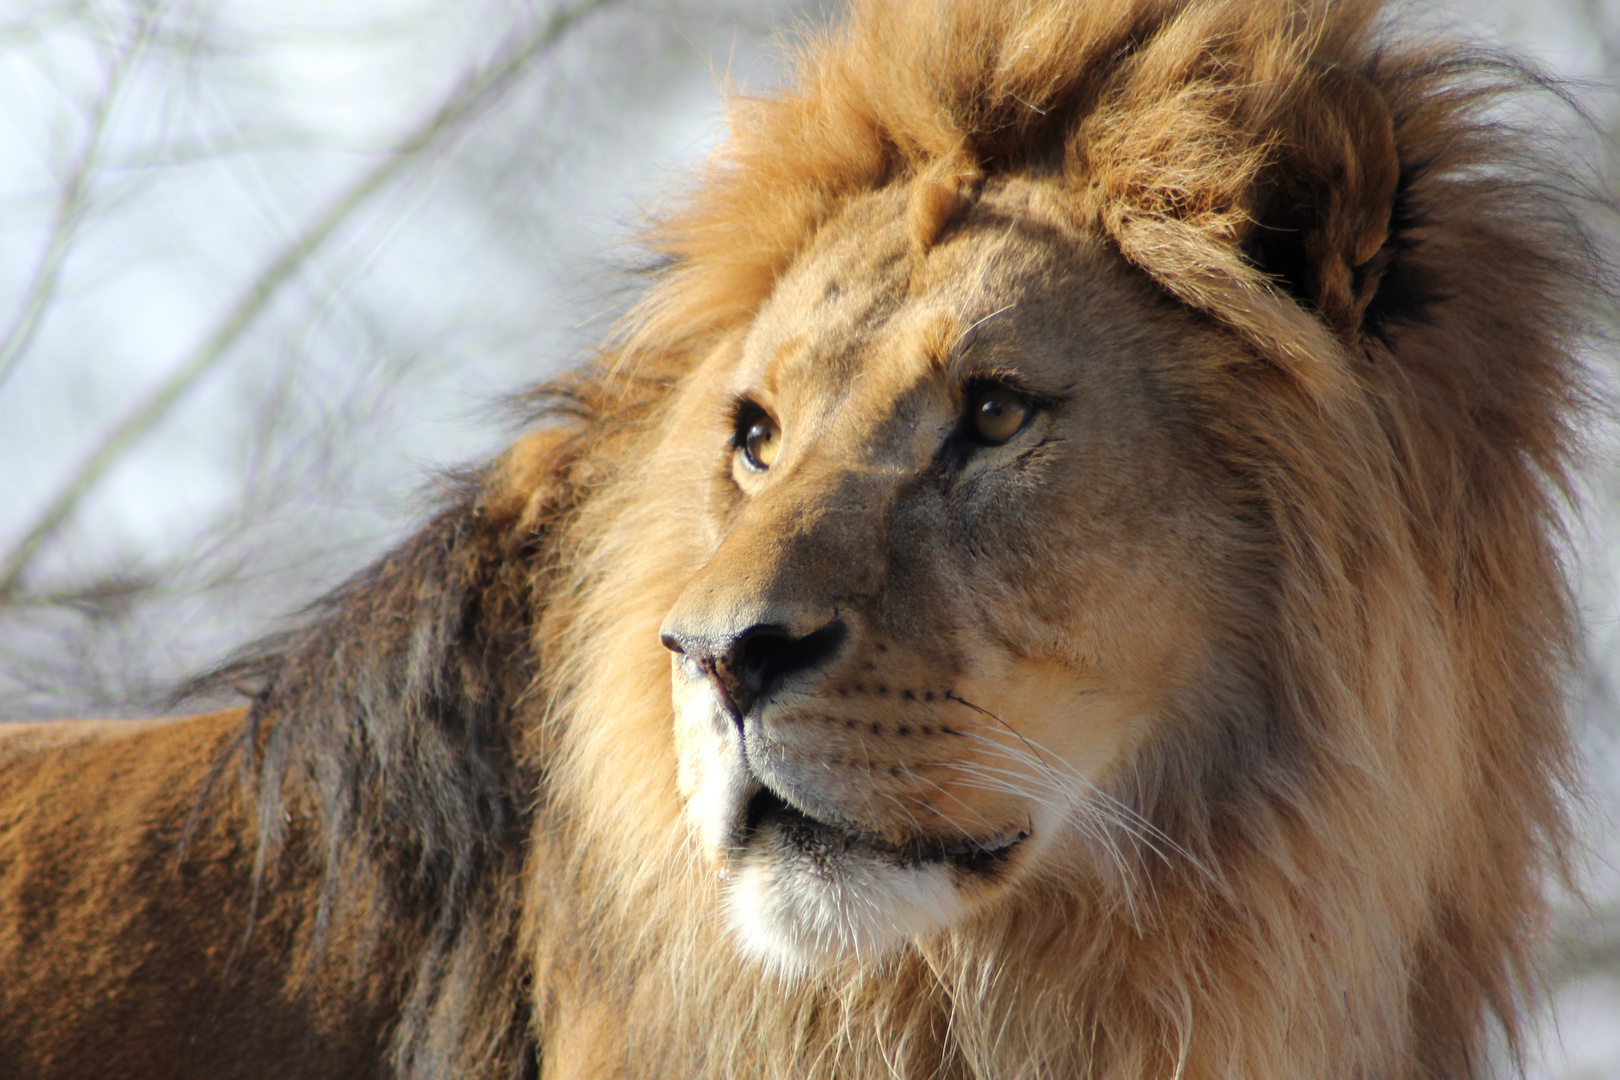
[725,844,964,977]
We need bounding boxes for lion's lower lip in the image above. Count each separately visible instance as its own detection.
[740,787,1027,872]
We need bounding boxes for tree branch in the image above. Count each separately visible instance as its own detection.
[0,6,153,392]
[0,0,618,599]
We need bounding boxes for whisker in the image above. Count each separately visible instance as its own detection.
[942,759,1140,900]
[952,302,1017,352]
[894,764,1002,846]
[875,781,932,848]
[933,694,1217,900]
[962,730,1213,885]
[946,692,1054,771]
[961,733,1170,848]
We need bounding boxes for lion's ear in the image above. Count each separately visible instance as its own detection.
[1242,67,1400,339]
[1084,56,1403,370]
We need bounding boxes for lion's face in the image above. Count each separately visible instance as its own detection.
[658,178,1256,974]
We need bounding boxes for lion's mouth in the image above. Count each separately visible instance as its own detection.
[739,785,1028,875]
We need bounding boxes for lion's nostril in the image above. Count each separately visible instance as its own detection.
[686,618,848,719]
[662,608,847,718]
[736,630,795,692]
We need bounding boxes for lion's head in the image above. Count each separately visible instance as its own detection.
[501,0,1593,1074]
[654,178,1255,971]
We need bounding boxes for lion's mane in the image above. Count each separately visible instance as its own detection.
[205,0,1596,1077]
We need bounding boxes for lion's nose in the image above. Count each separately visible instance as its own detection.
[660,618,846,723]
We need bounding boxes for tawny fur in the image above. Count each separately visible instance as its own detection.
[0,1,1599,1078]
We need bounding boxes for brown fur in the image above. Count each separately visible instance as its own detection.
[0,713,404,1078]
[0,0,1601,1077]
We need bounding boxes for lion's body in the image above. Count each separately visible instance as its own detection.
[0,0,1599,1077]
[0,713,400,1079]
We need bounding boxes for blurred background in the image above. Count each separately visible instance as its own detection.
[0,0,1614,1072]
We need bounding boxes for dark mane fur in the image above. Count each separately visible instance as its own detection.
[201,478,540,1077]
[186,375,623,1077]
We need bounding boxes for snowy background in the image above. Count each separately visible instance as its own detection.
[0,0,1614,1072]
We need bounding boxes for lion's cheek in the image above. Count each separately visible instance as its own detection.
[938,657,1170,857]
[959,573,1225,773]
[950,653,1127,757]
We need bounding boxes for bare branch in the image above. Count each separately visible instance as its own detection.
[0,4,154,392]
[0,0,620,599]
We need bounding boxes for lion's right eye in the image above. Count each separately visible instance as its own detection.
[740,416,781,472]
[968,387,1033,445]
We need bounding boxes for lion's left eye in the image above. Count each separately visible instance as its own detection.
[740,416,781,471]
[970,388,1031,445]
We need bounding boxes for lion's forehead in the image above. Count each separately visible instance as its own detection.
[738,184,1107,445]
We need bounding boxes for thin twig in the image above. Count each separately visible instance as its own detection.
[0,0,618,598]
[0,6,153,392]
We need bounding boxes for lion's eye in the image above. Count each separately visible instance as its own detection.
[741,416,781,472]
[970,388,1030,445]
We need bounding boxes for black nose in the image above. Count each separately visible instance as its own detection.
[661,618,846,721]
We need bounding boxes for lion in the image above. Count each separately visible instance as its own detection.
[0,0,1600,1076]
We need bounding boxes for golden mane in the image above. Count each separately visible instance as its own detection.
[0,1,1599,1078]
